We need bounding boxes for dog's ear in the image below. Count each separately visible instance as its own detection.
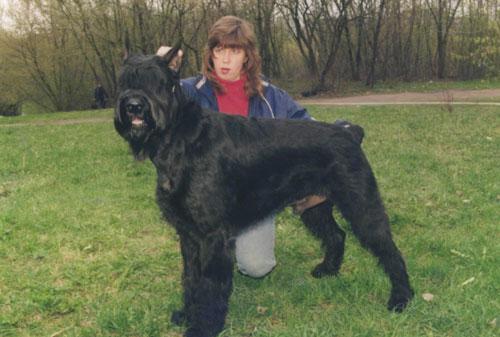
[123,29,131,61]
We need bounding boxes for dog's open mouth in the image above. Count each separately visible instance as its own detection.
[122,96,150,129]
[131,116,145,127]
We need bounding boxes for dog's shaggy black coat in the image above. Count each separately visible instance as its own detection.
[114,48,414,337]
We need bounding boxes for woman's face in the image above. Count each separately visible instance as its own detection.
[212,45,247,81]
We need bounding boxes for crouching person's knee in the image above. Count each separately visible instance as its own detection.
[237,257,276,278]
[234,216,277,278]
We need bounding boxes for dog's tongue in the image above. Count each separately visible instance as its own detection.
[132,117,143,126]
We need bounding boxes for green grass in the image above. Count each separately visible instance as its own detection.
[1,106,499,337]
[342,77,500,95]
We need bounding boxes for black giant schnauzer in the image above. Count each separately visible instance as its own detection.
[114,48,414,337]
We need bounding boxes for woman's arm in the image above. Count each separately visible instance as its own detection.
[270,86,311,120]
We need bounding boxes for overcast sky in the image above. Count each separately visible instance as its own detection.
[0,0,15,29]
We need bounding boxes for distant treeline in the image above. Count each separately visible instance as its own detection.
[0,0,498,112]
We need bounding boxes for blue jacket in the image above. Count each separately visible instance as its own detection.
[180,75,311,120]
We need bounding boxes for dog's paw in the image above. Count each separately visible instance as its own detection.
[387,288,414,313]
[184,327,208,337]
[171,310,188,326]
[311,263,340,279]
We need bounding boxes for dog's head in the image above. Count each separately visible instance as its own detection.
[114,47,182,159]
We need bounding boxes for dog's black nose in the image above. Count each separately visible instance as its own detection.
[125,98,144,114]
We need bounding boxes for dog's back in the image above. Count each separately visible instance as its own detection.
[332,120,364,145]
[207,111,364,148]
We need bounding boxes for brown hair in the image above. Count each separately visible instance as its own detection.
[202,16,263,97]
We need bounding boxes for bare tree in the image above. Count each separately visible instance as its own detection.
[366,0,386,87]
[343,0,367,81]
[279,0,351,94]
[424,0,463,78]
[56,0,125,98]
[250,0,283,77]
[11,0,90,111]
[401,0,420,80]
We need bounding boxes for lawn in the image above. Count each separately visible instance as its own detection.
[0,105,498,337]
[339,77,500,96]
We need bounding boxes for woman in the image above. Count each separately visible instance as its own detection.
[158,16,325,278]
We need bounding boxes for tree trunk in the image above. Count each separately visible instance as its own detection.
[366,0,386,87]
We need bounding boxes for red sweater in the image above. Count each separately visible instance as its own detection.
[214,74,249,117]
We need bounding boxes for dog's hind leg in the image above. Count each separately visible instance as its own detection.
[300,201,346,278]
[352,211,414,312]
[335,177,414,312]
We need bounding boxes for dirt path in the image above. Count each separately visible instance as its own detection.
[0,117,110,127]
[1,89,499,127]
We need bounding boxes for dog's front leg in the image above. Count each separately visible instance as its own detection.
[178,231,234,337]
[171,233,201,327]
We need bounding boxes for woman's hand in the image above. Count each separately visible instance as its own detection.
[292,195,327,215]
[156,46,183,71]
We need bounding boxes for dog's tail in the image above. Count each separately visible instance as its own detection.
[333,120,364,145]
